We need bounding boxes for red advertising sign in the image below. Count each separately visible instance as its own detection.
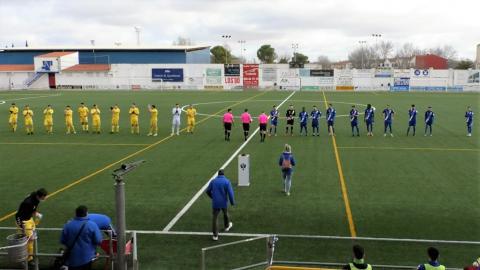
[243,64,259,88]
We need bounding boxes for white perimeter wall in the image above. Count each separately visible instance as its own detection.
[1,64,479,92]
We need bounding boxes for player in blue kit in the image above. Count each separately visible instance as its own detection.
[364,104,375,136]
[424,106,435,136]
[407,104,417,136]
[349,105,360,136]
[383,104,395,137]
[299,107,308,136]
[326,103,336,136]
[310,106,321,136]
[465,106,474,137]
[269,105,279,136]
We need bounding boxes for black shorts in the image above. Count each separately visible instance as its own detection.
[242,123,250,131]
[287,119,294,125]
[259,124,267,131]
[224,123,232,130]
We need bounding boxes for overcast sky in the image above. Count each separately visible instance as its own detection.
[1,0,478,62]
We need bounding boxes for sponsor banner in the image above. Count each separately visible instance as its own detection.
[57,85,83,90]
[336,86,354,91]
[310,69,334,77]
[262,67,277,82]
[299,68,311,77]
[204,85,224,90]
[447,86,463,92]
[301,86,319,91]
[374,69,393,78]
[410,86,447,91]
[152,68,184,82]
[391,77,410,91]
[243,64,259,88]
[224,76,241,84]
[206,68,222,85]
[335,69,353,87]
[224,64,240,76]
[412,69,430,77]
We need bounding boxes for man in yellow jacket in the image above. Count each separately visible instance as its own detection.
[147,104,158,136]
[90,104,101,134]
[43,104,54,134]
[9,102,19,132]
[78,102,89,132]
[111,104,121,134]
[64,105,76,134]
[23,105,34,135]
[129,103,140,135]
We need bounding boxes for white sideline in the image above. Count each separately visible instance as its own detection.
[162,91,296,232]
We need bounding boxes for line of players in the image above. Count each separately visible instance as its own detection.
[222,104,475,141]
[7,102,198,136]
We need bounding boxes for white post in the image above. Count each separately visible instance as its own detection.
[238,154,250,186]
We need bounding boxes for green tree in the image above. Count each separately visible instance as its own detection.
[291,52,309,65]
[256,44,277,64]
[455,59,474,70]
[210,46,232,64]
[278,55,289,64]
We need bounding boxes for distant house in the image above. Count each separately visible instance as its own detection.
[413,54,448,69]
[331,60,352,69]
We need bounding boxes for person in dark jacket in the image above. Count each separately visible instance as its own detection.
[88,213,116,238]
[15,188,48,262]
[206,169,235,241]
[343,245,372,270]
[417,247,445,270]
[61,205,102,270]
[279,144,296,196]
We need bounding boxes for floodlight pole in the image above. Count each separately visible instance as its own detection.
[113,160,145,270]
[115,174,127,270]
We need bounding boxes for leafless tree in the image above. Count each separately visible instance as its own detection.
[316,55,331,68]
[173,36,194,46]
[348,46,378,69]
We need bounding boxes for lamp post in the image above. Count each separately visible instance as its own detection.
[359,40,367,69]
[222,35,232,64]
[238,40,246,63]
[291,43,299,65]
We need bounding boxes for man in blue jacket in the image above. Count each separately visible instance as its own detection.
[206,170,235,241]
[61,205,102,270]
[88,213,116,238]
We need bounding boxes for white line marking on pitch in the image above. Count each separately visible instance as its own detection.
[163,91,296,232]
[0,93,62,104]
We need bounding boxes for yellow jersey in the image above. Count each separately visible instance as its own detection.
[43,108,54,121]
[90,108,101,119]
[23,109,34,120]
[64,109,73,121]
[186,108,197,119]
[78,106,89,118]
[129,107,139,119]
[150,108,158,120]
[112,107,121,119]
[9,106,19,119]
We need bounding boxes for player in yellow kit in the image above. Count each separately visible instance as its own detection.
[64,105,76,134]
[129,103,140,134]
[110,104,121,134]
[9,102,19,132]
[186,104,197,134]
[78,102,89,132]
[147,104,158,136]
[23,105,34,135]
[43,104,54,134]
[90,104,101,134]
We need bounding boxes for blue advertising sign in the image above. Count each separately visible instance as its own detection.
[41,61,53,71]
[152,68,184,82]
[391,77,410,91]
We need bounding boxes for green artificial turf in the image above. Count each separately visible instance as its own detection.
[0,90,478,269]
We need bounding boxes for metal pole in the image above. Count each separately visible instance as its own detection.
[201,248,206,270]
[115,176,126,270]
[33,235,39,270]
[132,231,138,270]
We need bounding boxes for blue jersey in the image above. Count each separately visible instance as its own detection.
[299,111,308,125]
[326,108,336,122]
[465,111,474,125]
[408,108,417,125]
[270,109,279,124]
[350,109,359,125]
[383,108,394,122]
[365,108,375,123]
[311,110,321,125]
[425,111,435,125]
